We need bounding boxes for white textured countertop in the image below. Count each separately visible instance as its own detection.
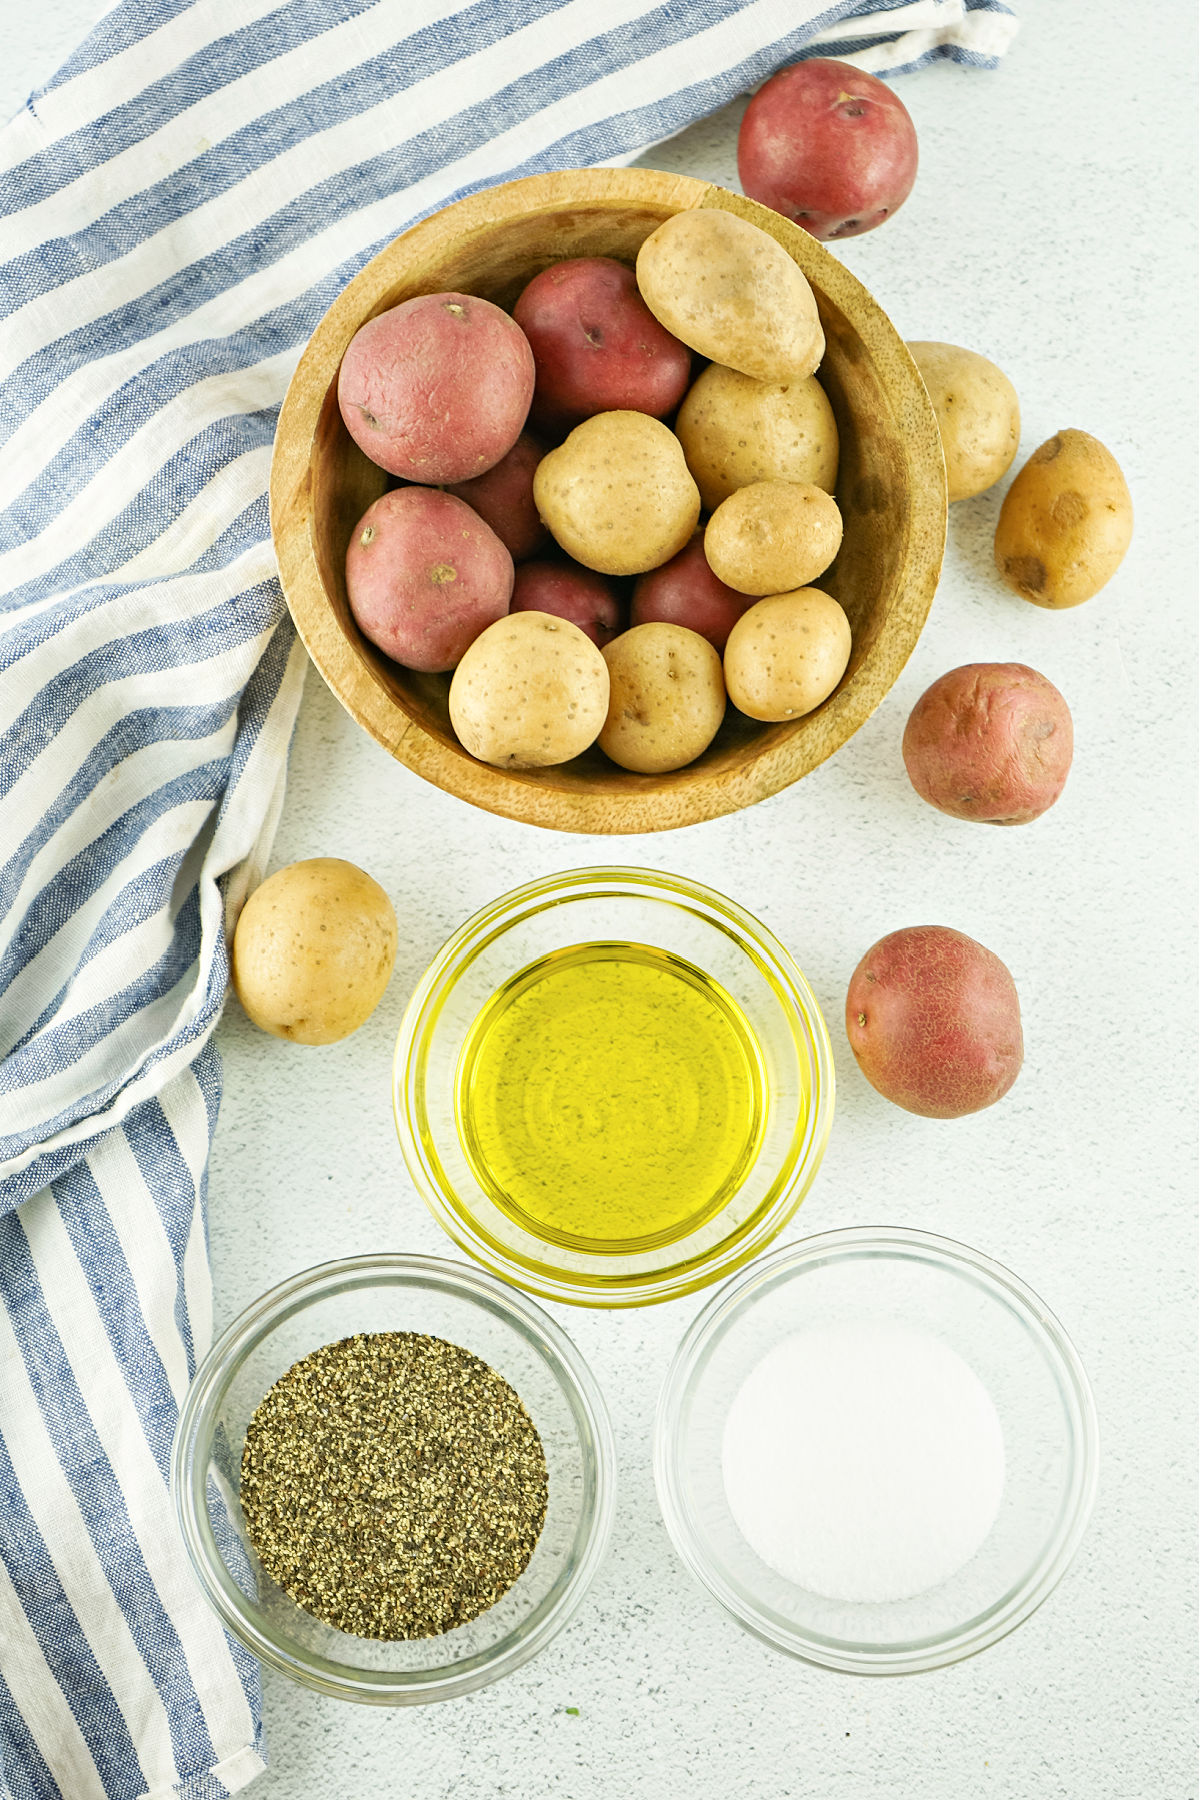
[6,5,1197,1796]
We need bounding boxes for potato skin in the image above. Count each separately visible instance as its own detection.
[675,363,839,512]
[510,559,622,648]
[907,342,1020,503]
[337,292,534,483]
[845,926,1023,1118]
[723,588,851,721]
[513,257,692,433]
[632,533,755,652]
[599,623,726,773]
[704,480,843,596]
[232,859,397,1046]
[345,488,513,673]
[444,430,548,561]
[448,611,609,768]
[533,411,700,576]
[902,662,1073,825]
[635,209,824,384]
[994,429,1133,608]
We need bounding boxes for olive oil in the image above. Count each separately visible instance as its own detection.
[454,941,766,1251]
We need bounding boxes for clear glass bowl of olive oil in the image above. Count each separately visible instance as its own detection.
[394,868,835,1307]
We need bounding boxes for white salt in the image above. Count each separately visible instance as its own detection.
[721,1320,1006,1604]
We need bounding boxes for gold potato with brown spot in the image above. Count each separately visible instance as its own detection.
[724,589,852,721]
[704,480,843,596]
[448,610,609,767]
[532,412,700,576]
[994,428,1132,608]
[675,363,839,512]
[635,209,824,384]
[598,623,726,773]
[231,858,398,1045]
[907,341,1020,503]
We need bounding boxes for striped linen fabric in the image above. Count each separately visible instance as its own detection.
[0,0,1016,1793]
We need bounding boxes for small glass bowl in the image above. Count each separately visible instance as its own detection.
[393,867,835,1308]
[655,1227,1099,1674]
[172,1254,615,1704]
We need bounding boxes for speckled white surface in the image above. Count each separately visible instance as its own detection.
[6,5,1197,1796]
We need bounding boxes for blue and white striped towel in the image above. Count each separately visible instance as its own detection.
[0,2,1016,1793]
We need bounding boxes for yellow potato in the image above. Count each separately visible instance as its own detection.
[908,341,1020,503]
[723,589,852,721]
[231,858,397,1045]
[599,623,726,773]
[994,428,1133,608]
[449,611,609,767]
[635,210,824,385]
[675,363,839,511]
[704,480,843,596]
[532,412,700,576]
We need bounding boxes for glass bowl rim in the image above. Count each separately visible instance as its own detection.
[171,1252,617,1704]
[653,1223,1100,1675]
[392,865,836,1309]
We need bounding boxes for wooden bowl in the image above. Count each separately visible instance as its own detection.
[270,169,946,834]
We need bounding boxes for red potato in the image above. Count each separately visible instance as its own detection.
[845,926,1023,1119]
[337,292,535,483]
[903,663,1074,825]
[444,431,549,561]
[631,533,755,653]
[345,488,513,673]
[513,257,693,434]
[510,559,623,649]
[738,58,918,240]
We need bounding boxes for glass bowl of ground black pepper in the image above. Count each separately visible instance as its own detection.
[394,867,835,1308]
[172,1254,615,1703]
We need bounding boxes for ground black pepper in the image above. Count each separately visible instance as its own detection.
[240,1330,548,1639]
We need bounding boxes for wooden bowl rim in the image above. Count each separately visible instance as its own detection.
[270,167,946,835]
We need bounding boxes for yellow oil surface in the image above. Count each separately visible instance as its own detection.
[454,941,766,1251]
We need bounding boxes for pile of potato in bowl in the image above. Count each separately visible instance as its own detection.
[269,169,948,833]
[335,206,858,776]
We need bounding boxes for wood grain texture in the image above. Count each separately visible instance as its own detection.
[269,168,946,835]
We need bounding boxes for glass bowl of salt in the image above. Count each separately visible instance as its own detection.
[654,1225,1098,1674]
